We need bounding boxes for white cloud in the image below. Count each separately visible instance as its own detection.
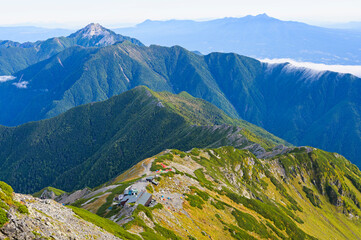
[13,81,29,89]
[260,58,361,77]
[0,76,16,82]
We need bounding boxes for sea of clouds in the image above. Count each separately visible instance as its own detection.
[260,58,361,78]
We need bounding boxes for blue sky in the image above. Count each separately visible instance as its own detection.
[1,0,361,28]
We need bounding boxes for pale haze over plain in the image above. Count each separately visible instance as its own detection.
[0,0,360,28]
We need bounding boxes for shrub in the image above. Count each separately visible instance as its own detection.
[0,192,12,205]
[133,204,153,220]
[0,208,9,227]
[154,223,182,240]
[184,194,204,209]
[227,224,257,240]
[190,149,200,156]
[0,182,13,196]
[189,186,210,201]
[265,222,287,240]
[302,186,322,208]
[161,171,175,178]
[232,209,271,239]
[14,201,29,214]
[224,189,310,240]
[211,200,225,210]
[146,184,154,193]
[0,201,9,211]
[194,169,213,189]
[151,203,163,210]
[71,198,88,208]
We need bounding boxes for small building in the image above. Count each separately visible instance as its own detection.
[151,180,159,186]
[146,176,154,182]
[119,194,138,206]
[126,195,138,204]
[124,186,131,195]
[124,187,138,196]
[136,191,152,207]
[114,194,124,201]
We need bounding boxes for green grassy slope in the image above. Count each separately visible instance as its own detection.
[70,146,361,239]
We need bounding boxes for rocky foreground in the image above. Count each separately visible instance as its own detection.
[0,194,120,240]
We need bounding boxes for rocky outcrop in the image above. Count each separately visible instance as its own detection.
[57,188,91,205]
[39,189,57,200]
[0,194,120,240]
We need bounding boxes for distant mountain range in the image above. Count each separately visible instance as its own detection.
[325,21,361,31]
[0,25,360,168]
[115,14,361,65]
[0,26,73,42]
[3,15,361,66]
[2,22,361,239]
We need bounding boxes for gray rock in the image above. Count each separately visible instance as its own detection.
[0,194,121,240]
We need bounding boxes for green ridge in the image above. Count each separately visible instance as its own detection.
[0,87,286,193]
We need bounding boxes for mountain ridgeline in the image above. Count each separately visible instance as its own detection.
[115,14,361,65]
[1,23,361,239]
[0,23,143,75]
[0,34,360,167]
[30,146,361,239]
[0,86,287,193]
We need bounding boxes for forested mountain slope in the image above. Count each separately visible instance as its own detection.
[1,41,360,167]
[0,87,286,193]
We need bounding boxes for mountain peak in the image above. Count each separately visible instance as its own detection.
[245,13,275,21]
[72,23,112,39]
[256,13,270,18]
[68,23,144,47]
[83,23,106,36]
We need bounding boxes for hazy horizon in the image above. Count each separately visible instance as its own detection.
[1,0,361,29]
[1,14,360,30]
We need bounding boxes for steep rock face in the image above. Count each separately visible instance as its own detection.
[0,194,119,240]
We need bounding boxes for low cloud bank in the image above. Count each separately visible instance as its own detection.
[13,81,29,89]
[260,58,361,77]
[0,76,16,82]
